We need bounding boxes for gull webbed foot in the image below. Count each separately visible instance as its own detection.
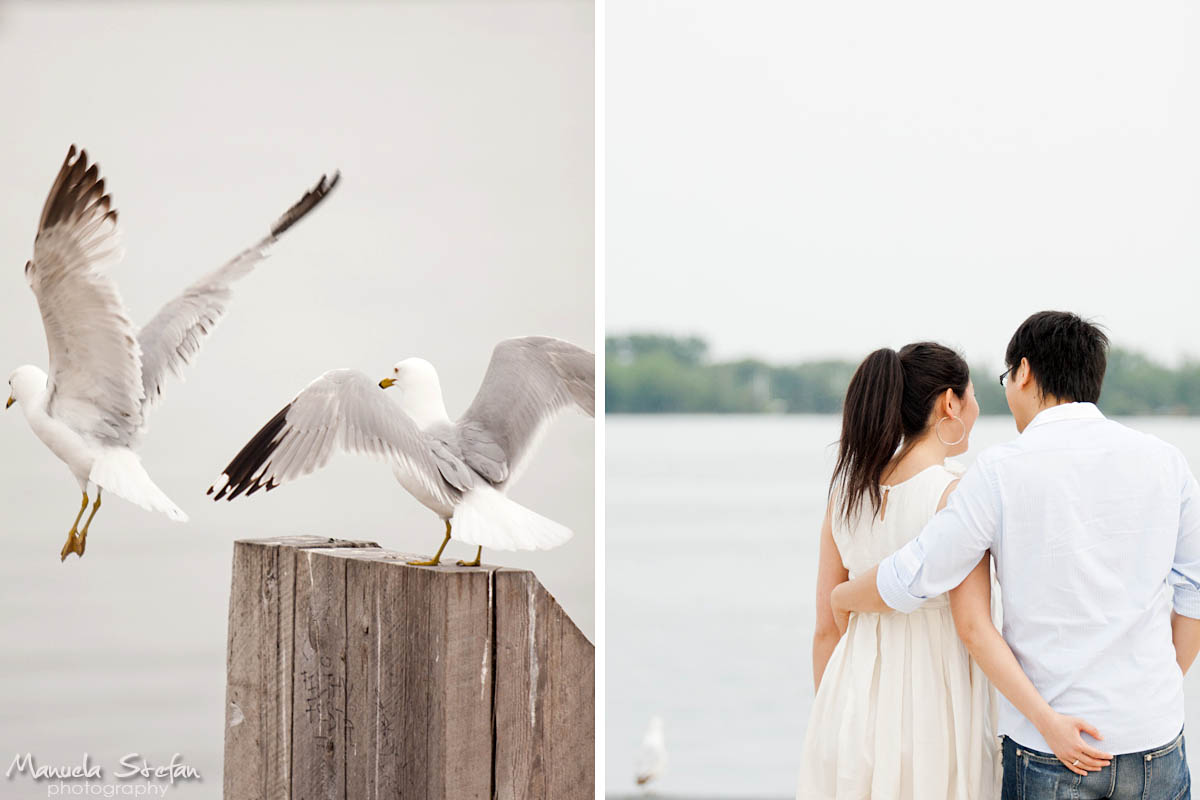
[456,546,482,567]
[59,530,84,561]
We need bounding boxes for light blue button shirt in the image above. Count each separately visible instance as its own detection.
[876,401,1200,755]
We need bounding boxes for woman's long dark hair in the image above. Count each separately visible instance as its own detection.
[829,342,969,525]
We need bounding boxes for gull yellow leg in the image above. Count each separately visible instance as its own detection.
[408,520,452,566]
[456,546,482,567]
[76,489,102,558]
[59,492,88,561]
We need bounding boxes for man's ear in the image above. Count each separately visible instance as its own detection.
[1015,357,1033,389]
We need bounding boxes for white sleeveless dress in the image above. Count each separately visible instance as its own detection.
[797,461,1002,800]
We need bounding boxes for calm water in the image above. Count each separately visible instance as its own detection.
[606,414,1200,797]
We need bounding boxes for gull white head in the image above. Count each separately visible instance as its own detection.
[378,358,450,428]
[7,365,48,410]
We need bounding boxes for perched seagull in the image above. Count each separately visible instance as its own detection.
[5,145,339,560]
[208,336,594,566]
[635,715,667,791]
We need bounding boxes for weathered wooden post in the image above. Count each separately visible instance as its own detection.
[223,537,594,800]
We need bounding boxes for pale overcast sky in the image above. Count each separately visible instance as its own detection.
[607,1,1200,368]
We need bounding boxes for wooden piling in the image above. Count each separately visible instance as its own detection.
[223,537,594,799]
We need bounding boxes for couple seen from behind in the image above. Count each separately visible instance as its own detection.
[797,310,1200,800]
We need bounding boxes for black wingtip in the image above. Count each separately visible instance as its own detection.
[210,480,233,501]
[211,403,292,503]
[38,145,110,234]
[268,170,341,238]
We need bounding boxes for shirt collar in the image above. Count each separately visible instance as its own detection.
[1024,401,1105,431]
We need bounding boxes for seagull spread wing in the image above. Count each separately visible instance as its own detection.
[455,336,595,487]
[137,172,340,421]
[26,145,144,444]
[208,369,465,506]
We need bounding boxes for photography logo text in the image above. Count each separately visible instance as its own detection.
[6,753,200,797]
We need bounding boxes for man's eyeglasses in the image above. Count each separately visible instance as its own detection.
[999,368,1011,387]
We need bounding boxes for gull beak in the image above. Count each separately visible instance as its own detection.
[379,378,395,389]
[5,396,13,410]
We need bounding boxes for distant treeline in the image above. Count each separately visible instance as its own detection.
[606,334,1200,416]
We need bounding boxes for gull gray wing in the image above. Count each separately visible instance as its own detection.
[26,145,144,443]
[137,172,340,420]
[208,369,469,504]
[455,336,595,486]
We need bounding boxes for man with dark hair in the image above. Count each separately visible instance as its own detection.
[830,310,1200,800]
[1003,310,1109,404]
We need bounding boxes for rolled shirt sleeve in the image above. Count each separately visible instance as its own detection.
[876,454,1002,613]
[1169,448,1200,619]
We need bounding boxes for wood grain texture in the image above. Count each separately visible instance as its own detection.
[433,567,493,798]
[493,569,595,800]
[225,538,377,800]
[292,548,349,800]
[224,541,592,800]
[343,549,389,800]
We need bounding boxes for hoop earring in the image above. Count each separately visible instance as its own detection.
[936,416,966,447]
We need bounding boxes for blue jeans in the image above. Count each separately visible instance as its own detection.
[1002,728,1190,800]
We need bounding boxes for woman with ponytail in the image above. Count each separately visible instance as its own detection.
[796,342,1000,798]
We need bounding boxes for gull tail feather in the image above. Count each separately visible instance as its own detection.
[450,486,572,551]
[89,448,188,522]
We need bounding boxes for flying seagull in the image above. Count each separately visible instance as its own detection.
[208,336,594,566]
[5,145,339,561]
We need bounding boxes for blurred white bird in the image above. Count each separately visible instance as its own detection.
[208,336,594,567]
[5,144,339,560]
[635,714,667,791]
